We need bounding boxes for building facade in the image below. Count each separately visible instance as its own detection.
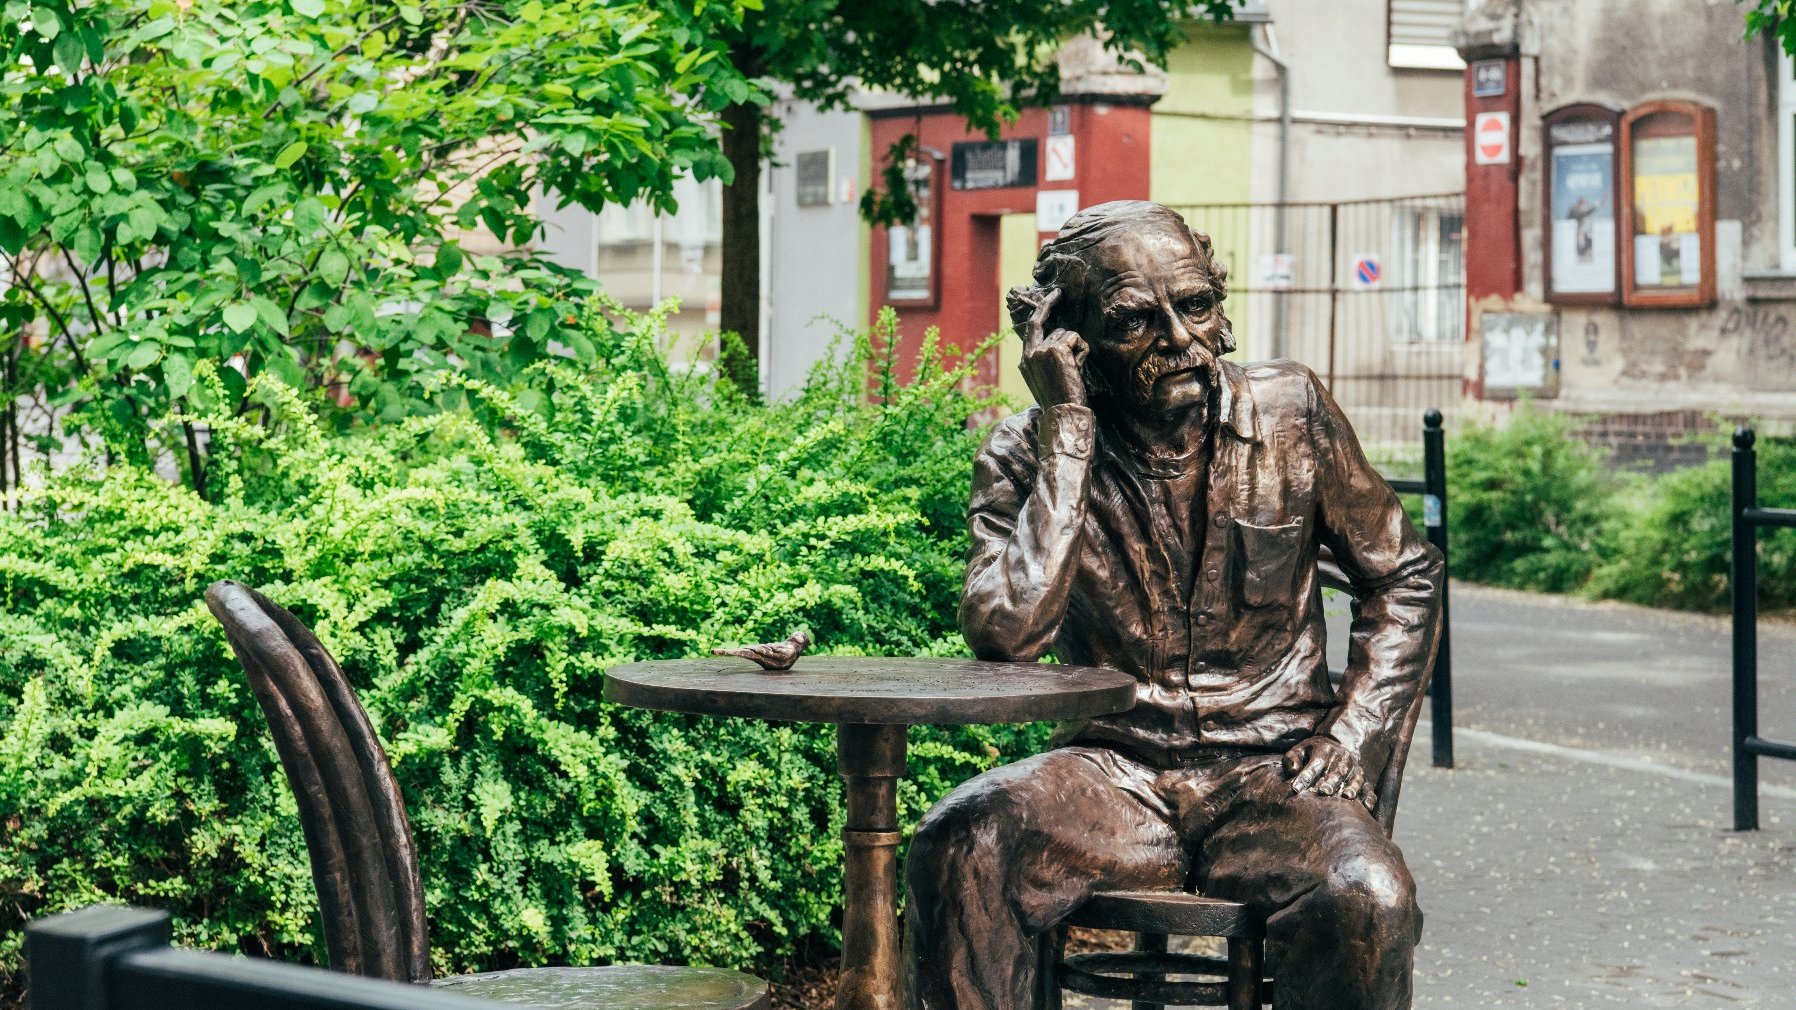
[541,3,1474,428]
[1456,0,1796,443]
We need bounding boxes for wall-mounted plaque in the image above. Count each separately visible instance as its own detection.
[1481,311,1559,398]
[950,139,1038,191]
[796,149,835,208]
[1472,60,1506,97]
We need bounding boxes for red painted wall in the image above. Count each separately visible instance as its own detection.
[867,102,1155,387]
[1462,56,1524,400]
[1463,57,1523,303]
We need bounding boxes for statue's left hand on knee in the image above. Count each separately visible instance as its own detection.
[1281,737,1374,808]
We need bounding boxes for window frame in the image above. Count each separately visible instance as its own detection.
[1619,100,1716,309]
[1389,203,1465,344]
[1541,102,1623,306]
[882,151,944,309]
[1386,0,1468,71]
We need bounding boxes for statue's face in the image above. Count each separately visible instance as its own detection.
[1077,223,1229,415]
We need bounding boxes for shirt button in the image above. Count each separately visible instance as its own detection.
[1195,614,1211,626]
[1212,513,1230,528]
[1205,568,1220,582]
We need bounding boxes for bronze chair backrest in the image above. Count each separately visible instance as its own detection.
[1316,548,1439,837]
[205,581,432,984]
[1370,623,1436,837]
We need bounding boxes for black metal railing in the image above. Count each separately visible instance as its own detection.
[26,905,499,1010]
[1395,410,1452,769]
[1731,427,1796,831]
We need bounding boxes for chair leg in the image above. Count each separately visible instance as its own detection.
[1226,937,1263,1010]
[1032,925,1067,1010]
[1132,932,1168,1010]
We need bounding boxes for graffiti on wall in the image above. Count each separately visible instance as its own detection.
[1720,305,1794,369]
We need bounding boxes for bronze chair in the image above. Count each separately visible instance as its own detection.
[205,580,769,1010]
[1035,588,1435,1010]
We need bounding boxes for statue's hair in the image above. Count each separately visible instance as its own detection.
[1012,200,1234,354]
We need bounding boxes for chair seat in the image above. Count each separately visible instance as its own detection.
[1062,890,1261,939]
[430,965,769,1010]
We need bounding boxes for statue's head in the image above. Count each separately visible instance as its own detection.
[1009,200,1232,415]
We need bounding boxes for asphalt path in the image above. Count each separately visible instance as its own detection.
[1328,582,1796,791]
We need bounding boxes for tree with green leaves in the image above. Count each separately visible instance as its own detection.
[712,0,1238,372]
[0,0,759,497]
[1745,1,1796,51]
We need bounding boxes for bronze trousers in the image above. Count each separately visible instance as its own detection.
[903,745,1420,1010]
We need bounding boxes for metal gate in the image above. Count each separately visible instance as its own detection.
[1170,194,1465,458]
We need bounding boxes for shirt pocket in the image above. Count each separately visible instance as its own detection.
[1232,518,1305,608]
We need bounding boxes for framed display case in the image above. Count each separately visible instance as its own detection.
[1542,103,1622,304]
[1619,100,1716,308]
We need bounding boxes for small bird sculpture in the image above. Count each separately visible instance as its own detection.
[713,630,812,672]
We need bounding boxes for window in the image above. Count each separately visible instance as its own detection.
[1390,204,1465,342]
[1620,101,1715,307]
[885,154,941,305]
[1388,0,1466,71]
[1542,104,1621,304]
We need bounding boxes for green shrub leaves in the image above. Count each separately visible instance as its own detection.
[0,306,1046,995]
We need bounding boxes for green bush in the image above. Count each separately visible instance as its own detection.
[0,305,1045,997]
[1437,408,1796,612]
[1591,435,1796,613]
[1445,406,1622,594]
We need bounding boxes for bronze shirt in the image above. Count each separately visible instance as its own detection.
[960,359,1443,771]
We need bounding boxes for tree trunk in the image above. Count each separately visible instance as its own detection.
[718,91,762,396]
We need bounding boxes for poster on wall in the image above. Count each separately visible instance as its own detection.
[1631,134,1702,288]
[1550,142,1615,294]
[1481,311,1559,397]
[886,158,936,302]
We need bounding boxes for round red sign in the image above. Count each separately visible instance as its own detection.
[1477,115,1507,161]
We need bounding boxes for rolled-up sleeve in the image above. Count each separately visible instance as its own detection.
[959,405,1096,661]
[1306,373,1444,774]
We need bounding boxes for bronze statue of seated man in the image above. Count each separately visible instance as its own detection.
[904,201,1444,1010]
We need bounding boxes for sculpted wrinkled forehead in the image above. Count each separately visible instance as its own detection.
[1086,227,1215,315]
[1031,200,1224,317]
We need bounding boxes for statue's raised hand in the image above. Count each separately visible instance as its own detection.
[1007,286,1087,409]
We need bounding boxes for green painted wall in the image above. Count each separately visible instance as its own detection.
[1150,23,1256,206]
[995,212,1039,413]
[1151,23,1257,356]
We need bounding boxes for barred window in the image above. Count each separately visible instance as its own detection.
[1388,0,1466,71]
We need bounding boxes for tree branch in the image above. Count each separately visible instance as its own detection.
[60,247,113,335]
[1,249,92,376]
[271,15,404,120]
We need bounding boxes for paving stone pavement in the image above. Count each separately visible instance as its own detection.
[1399,729,1794,1007]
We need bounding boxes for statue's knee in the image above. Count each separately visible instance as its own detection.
[907,796,997,892]
[1312,852,1420,940]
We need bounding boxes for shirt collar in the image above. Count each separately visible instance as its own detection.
[1216,359,1259,442]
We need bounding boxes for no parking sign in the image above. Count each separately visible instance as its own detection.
[1351,254,1382,290]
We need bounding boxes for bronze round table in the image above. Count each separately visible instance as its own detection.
[603,656,1135,1010]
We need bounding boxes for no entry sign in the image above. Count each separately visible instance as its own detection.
[1474,111,1511,165]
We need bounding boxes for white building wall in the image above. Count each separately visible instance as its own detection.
[765,99,867,398]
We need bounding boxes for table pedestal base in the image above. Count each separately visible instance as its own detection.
[836,723,908,1010]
